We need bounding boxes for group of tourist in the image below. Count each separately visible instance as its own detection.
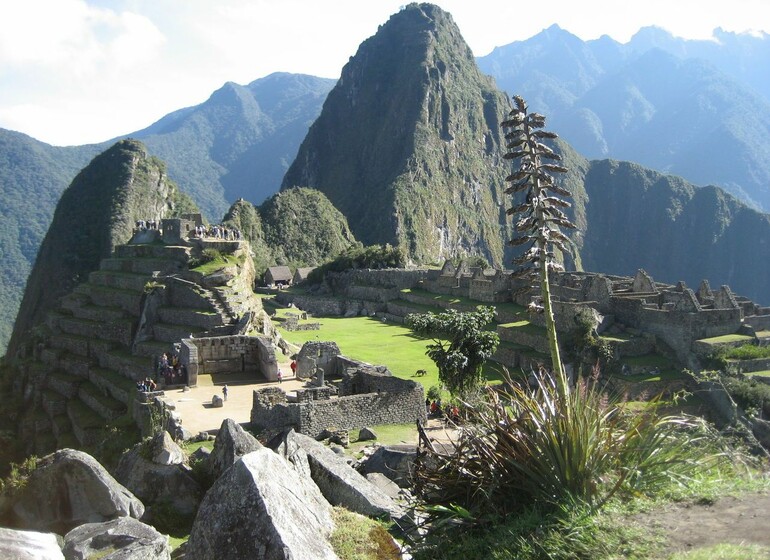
[135,219,159,230]
[158,352,188,386]
[136,377,157,392]
[191,224,242,241]
[426,399,461,423]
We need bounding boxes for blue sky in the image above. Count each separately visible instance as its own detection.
[1,0,767,146]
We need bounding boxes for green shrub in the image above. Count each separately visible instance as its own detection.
[724,344,770,360]
[0,455,38,495]
[721,375,770,418]
[426,386,442,401]
[415,367,719,521]
[307,243,407,284]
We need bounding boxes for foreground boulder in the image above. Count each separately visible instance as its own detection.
[115,432,202,520]
[186,448,337,560]
[270,429,405,520]
[206,418,262,480]
[0,449,144,534]
[63,517,170,560]
[360,444,417,488]
[0,527,64,559]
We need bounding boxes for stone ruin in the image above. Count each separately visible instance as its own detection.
[275,260,770,369]
[251,346,426,438]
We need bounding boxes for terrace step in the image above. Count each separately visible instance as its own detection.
[89,270,150,292]
[88,367,138,406]
[98,350,153,382]
[58,351,96,378]
[152,323,206,344]
[74,284,144,317]
[79,384,127,422]
[71,303,128,324]
[47,370,87,399]
[42,390,68,419]
[49,333,91,358]
[157,306,225,329]
[113,244,192,262]
[133,340,175,360]
[497,322,549,354]
[51,413,72,441]
[58,316,135,347]
[67,400,106,447]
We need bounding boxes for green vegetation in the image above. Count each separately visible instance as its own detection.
[406,307,499,396]
[0,455,38,495]
[306,243,407,284]
[724,344,770,360]
[189,249,243,275]
[720,375,770,418]
[278,316,438,383]
[330,507,401,560]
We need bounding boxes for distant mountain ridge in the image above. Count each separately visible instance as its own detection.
[478,24,770,211]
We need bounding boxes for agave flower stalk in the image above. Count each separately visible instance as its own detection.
[502,95,575,388]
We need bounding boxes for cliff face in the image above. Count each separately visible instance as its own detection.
[282,3,513,266]
[8,139,191,357]
[578,159,770,304]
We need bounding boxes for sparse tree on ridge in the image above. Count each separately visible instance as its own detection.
[502,95,576,384]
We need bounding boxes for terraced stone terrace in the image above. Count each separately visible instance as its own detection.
[15,232,264,456]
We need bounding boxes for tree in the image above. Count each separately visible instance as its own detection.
[502,95,576,384]
[406,306,499,397]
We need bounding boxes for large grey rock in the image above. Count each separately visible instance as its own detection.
[206,418,262,481]
[63,517,170,560]
[0,449,144,534]
[151,431,186,465]
[186,448,337,560]
[0,527,64,559]
[360,444,417,488]
[270,430,404,520]
[358,427,378,441]
[115,435,202,519]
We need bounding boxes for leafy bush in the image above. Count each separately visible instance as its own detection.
[721,375,770,418]
[415,367,719,522]
[0,455,38,495]
[724,344,770,360]
[426,386,442,402]
[307,243,407,284]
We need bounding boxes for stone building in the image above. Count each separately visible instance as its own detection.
[251,351,426,438]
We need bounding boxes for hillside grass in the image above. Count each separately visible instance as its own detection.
[277,315,507,390]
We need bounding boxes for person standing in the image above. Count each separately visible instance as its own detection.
[222,384,228,401]
[277,369,283,384]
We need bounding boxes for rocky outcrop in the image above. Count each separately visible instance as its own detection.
[206,418,262,480]
[63,517,170,560]
[114,432,202,519]
[0,527,64,559]
[360,444,418,488]
[186,448,337,560]
[0,449,144,535]
[270,429,404,520]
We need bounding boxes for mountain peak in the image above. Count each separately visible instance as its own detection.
[281,2,513,265]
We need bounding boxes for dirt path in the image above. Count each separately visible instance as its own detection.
[632,491,770,556]
[167,373,305,435]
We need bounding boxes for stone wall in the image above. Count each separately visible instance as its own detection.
[184,335,278,381]
[250,360,426,438]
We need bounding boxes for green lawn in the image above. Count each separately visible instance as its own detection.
[697,333,754,345]
[279,316,440,386]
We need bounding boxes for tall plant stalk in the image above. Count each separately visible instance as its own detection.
[502,95,575,388]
